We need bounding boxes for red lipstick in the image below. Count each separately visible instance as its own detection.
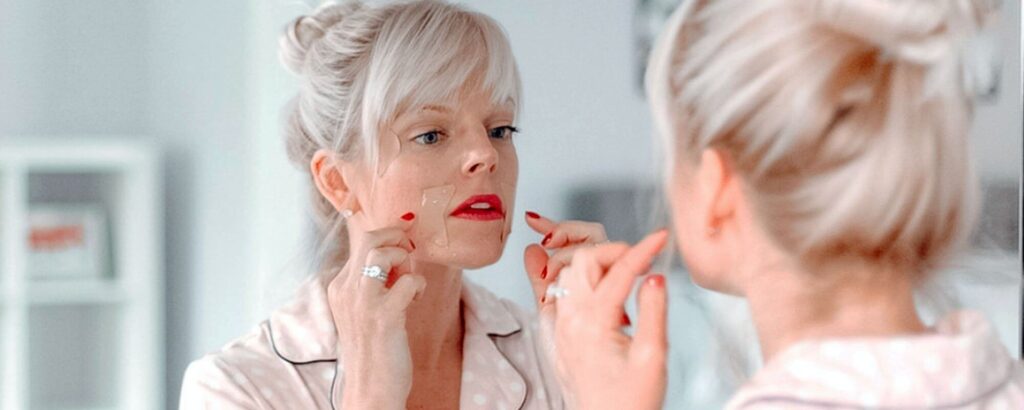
[450,194,505,221]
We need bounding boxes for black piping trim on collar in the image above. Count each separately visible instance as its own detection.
[488,327,523,338]
[268,307,520,409]
[330,363,340,410]
[267,322,342,409]
[267,322,337,365]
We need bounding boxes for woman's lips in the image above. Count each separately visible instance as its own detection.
[450,194,505,221]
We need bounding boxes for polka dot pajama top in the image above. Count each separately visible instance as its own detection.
[180,277,564,409]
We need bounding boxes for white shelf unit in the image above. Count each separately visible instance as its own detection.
[0,139,164,410]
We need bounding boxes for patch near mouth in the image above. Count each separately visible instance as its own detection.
[420,185,456,247]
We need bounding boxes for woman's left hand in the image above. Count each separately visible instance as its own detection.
[521,212,608,307]
[550,230,670,410]
[522,212,631,326]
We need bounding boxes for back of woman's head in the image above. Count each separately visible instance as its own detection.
[647,0,999,275]
[278,0,521,273]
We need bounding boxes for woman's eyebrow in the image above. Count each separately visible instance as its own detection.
[490,102,516,116]
[420,104,453,113]
[488,107,515,120]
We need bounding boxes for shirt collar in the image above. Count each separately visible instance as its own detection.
[737,310,1016,408]
[459,280,528,409]
[267,276,525,364]
[461,279,523,338]
[268,277,339,364]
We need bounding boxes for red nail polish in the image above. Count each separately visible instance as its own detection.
[526,211,540,219]
[647,274,665,287]
[540,266,547,279]
[542,232,552,246]
[401,212,416,221]
[621,313,632,327]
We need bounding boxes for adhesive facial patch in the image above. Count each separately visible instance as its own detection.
[377,130,402,177]
[419,185,456,247]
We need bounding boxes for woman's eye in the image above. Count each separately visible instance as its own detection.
[488,126,518,140]
[413,130,443,145]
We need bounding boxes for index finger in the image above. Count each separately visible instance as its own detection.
[524,210,558,236]
[595,229,669,305]
[566,242,630,287]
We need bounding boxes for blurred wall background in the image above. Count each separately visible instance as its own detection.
[0,0,1019,409]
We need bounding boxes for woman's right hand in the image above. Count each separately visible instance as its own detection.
[327,215,425,410]
[550,230,670,410]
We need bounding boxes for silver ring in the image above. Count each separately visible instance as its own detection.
[545,284,569,299]
[361,265,388,282]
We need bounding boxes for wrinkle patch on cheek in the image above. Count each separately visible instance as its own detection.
[377,130,402,177]
[420,185,456,247]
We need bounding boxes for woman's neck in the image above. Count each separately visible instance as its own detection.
[405,260,465,369]
[744,263,928,362]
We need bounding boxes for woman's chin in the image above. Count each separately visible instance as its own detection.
[413,239,505,270]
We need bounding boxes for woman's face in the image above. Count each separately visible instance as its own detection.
[352,87,518,269]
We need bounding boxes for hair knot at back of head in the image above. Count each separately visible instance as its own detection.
[806,0,1001,100]
[279,1,365,75]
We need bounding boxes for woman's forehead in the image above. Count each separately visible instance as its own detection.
[399,93,516,120]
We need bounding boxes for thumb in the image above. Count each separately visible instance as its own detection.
[524,244,551,304]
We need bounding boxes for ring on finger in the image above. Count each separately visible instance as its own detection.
[361,265,389,283]
[545,284,570,299]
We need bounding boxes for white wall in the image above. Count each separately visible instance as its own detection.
[147,1,256,407]
[0,0,148,135]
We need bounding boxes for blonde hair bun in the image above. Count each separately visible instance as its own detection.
[807,0,999,65]
[279,1,364,75]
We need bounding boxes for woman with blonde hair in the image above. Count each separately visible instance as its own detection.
[546,0,1024,408]
[179,1,603,408]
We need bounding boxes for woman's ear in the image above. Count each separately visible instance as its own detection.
[311,149,357,213]
[697,148,738,236]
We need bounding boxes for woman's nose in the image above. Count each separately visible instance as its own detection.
[462,133,498,176]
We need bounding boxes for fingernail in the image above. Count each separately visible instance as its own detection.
[401,212,416,221]
[542,232,553,246]
[526,211,540,219]
[621,313,632,327]
[540,266,548,279]
[647,274,665,288]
